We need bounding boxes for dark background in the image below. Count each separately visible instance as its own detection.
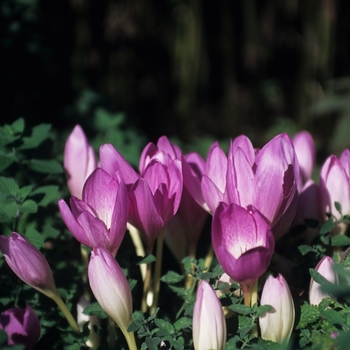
[1,0,350,156]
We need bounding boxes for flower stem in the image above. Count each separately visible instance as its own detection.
[150,228,165,314]
[51,294,80,333]
[122,329,138,350]
[108,317,116,350]
[127,223,146,281]
[250,280,258,337]
[141,262,152,312]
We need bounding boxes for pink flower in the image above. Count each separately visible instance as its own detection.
[309,256,338,305]
[319,155,350,220]
[192,280,226,350]
[59,168,128,256]
[292,131,316,186]
[0,232,58,299]
[88,247,136,349]
[227,133,300,240]
[0,304,40,350]
[100,137,183,253]
[259,274,295,344]
[64,125,97,199]
[212,202,274,294]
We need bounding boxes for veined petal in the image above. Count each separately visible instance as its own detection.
[201,175,225,214]
[82,168,121,228]
[143,160,170,194]
[205,142,227,194]
[99,144,139,185]
[229,135,255,167]
[128,178,164,252]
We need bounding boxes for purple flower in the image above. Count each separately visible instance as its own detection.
[0,304,40,350]
[100,137,183,253]
[64,125,97,199]
[192,280,226,350]
[88,247,136,349]
[212,202,274,294]
[0,232,58,298]
[59,168,128,256]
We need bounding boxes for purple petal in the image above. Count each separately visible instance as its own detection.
[99,144,139,185]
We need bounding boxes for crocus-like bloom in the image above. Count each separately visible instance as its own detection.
[88,247,136,349]
[259,274,295,344]
[292,131,316,186]
[58,168,128,256]
[319,155,350,220]
[0,232,58,299]
[227,133,299,240]
[192,280,226,350]
[100,136,183,253]
[212,202,274,294]
[309,256,338,306]
[0,304,40,350]
[64,125,97,199]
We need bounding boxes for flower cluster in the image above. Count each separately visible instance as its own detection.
[1,125,348,349]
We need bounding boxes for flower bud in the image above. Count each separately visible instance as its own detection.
[0,304,40,350]
[0,232,58,299]
[309,256,338,305]
[193,280,226,350]
[259,274,295,344]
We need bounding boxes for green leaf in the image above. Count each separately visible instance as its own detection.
[145,337,161,350]
[299,245,314,256]
[160,271,184,284]
[24,228,44,249]
[319,308,345,325]
[255,304,273,317]
[229,303,252,315]
[174,317,192,332]
[342,249,350,268]
[320,218,337,235]
[154,319,175,334]
[0,176,19,195]
[31,185,59,206]
[0,330,7,345]
[137,254,156,265]
[19,124,51,150]
[0,155,14,173]
[19,200,37,214]
[18,185,33,200]
[28,159,63,174]
[310,268,331,285]
[331,235,350,246]
[335,201,342,215]
[297,303,320,329]
[83,302,108,319]
[11,118,25,134]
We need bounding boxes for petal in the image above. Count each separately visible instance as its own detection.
[99,144,139,185]
[128,179,164,252]
[229,135,255,167]
[82,168,121,228]
[201,175,225,214]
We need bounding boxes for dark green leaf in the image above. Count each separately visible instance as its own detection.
[137,254,156,265]
[160,270,184,284]
[18,185,33,199]
[155,319,174,334]
[145,337,161,350]
[319,308,345,325]
[331,235,350,246]
[11,118,25,134]
[310,268,330,285]
[341,249,350,268]
[174,317,192,332]
[28,159,63,174]
[19,199,37,214]
[24,228,44,249]
[83,302,108,319]
[299,245,314,256]
[19,124,51,150]
[335,201,342,215]
[0,330,7,345]
[255,304,273,317]
[31,185,59,206]
[0,155,14,173]
[320,218,337,235]
[0,176,19,195]
[229,303,252,315]
[297,303,320,329]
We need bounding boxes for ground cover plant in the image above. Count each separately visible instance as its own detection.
[1,118,350,350]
